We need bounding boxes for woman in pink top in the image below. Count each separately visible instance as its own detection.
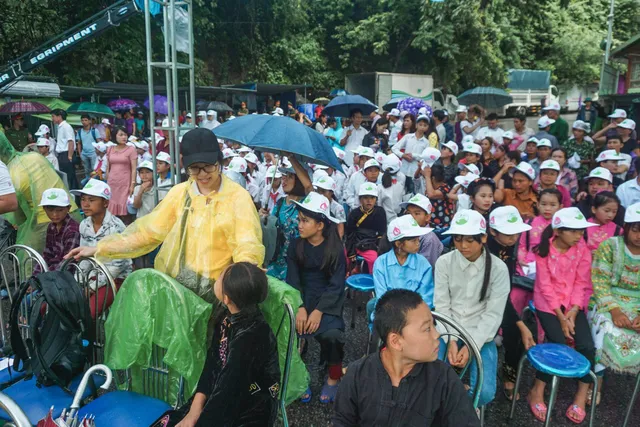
[585,191,623,252]
[528,207,597,424]
[106,126,137,221]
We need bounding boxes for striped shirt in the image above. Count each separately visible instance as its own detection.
[43,215,80,271]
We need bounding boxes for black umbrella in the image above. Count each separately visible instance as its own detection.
[196,101,233,113]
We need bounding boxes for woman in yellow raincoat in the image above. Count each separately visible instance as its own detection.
[67,128,264,301]
[0,130,78,253]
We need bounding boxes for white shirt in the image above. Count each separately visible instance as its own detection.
[388,119,402,146]
[341,125,368,166]
[392,133,429,177]
[330,199,346,223]
[92,155,108,175]
[331,171,347,202]
[616,177,640,208]
[344,171,368,209]
[436,124,446,146]
[460,119,480,139]
[476,126,505,146]
[45,153,60,171]
[378,172,407,223]
[434,250,510,347]
[0,161,15,196]
[55,120,75,154]
[260,185,285,212]
[616,152,632,181]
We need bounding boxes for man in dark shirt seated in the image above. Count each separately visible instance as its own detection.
[332,289,480,427]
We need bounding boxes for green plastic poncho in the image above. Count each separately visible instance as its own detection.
[0,130,79,253]
[104,269,309,405]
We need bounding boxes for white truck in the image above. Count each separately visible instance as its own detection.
[501,69,559,117]
[344,72,458,114]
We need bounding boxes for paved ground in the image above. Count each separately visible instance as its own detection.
[286,291,640,427]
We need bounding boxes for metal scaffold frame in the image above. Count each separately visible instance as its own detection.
[144,0,196,203]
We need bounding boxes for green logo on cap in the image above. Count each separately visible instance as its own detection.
[507,214,518,224]
[366,185,374,191]
[456,217,468,225]
[410,195,421,203]
[410,218,419,227]
[576,213,585,220]
[85,182,93,189]
[593,170,602,175]
[302,196,311,204]
[47,193,58,200]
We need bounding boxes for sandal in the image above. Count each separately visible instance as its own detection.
[503,384,520,402]
[586,388,601,406]
[528,401,548,423]
[319,381,339,404]
[300,387,312,403]
[566,404,586,424]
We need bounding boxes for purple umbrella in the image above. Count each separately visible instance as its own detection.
[0,101,50,114]
[144,95,173,115]
[107,98,139,111]
[397,97,431,118]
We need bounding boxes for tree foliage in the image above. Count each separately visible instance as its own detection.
[1,0,639,93]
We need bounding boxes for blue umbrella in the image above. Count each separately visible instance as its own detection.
[213,115,344,173]
[322,95,378,118]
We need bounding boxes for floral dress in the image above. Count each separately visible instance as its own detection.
[589,237,640,374]
[428,183,453,231]
[266,199,299,280]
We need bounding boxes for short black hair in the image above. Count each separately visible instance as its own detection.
[81,114,91,121]
[433,110,446,121]
[514,114,526,123]
[374,289,424,346]
[486,113,499,121]
[51,109,67,120]
[350,108,363,118]
[220,262,268,309]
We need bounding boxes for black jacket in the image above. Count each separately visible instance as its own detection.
[194,307,281,427]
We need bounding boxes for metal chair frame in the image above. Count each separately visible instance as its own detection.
[0,392,30,427]
[623,372,640,427]
[0,245,48,349]
[432,311,484,409]
[279,303,296,427]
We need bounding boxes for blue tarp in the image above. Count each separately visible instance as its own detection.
[507,69,551,91]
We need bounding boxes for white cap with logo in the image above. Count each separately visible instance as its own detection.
[489,206,532,234]
[618,119,636,130]
[313,175,337,192]
[420,147,441,167]
[382,153,402,173]
[400,193,433,214]
[388,108,401,117]
[36,137,51,147]
[456,105,468,113]
[442,141,459,156]
[359,182,379,197]
[293,192,339,223]
[514,162,536,180]
[608,109,627,119]
[387,215,432,242]
[443,210,487,235]
[586,167,613,183]
[537,116,555,128]
[462,143,482,155]
[624,202,640,223]
[595,150,622,163]
[363,159,381,170]
[35,124,51,136]
[227,156,248,173]
[455,173,480,188]
[543,103,561,111]
[156,152,171,163]
[137,160,154,171]
[539,159,560,171]
[39,188,71,207]
[537,138,552,148]
[552,207,598,230]
[70,179,112,200]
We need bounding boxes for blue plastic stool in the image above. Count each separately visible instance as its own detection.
[77,390,171,426]
[345,274,374,329]
[509,343,598,427]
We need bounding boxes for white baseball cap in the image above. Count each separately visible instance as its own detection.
[443,210,487,235]
[137,160,154,171]
[39,188,71,207]
[399,110,409,119]
[502,130,514,140]
[36,137,50,147]
[418,107,429,117]
[313,175,337,192]
[596,149,622,163]
[333,147,346,161]
[461,135,475,146]
[156,152,171,163]
[420,147,441,166]
[222,148,238,159]
[463,163,480,175]
[134,140,149,151]
[312,169,329,182]
[489,206,532,235]
[70,179,112,200]
[455,173,479,188]
[608,109,627,119]
[400,193,433,214]
[388,108,401,117]
[585,167,613,183]
[539,159,560,171]
[462,143,482,155]
[359,182,378,197]
[572,120,590,132]
[293,192,339,223]
[382,153,402,174]
[197,111,207,117]
[514,162,536,180]
[101,118,111,126]
[154,134,165,145]
[91,142,107,153]
[456,105,468,113]
[35,124,50,136]
[442,141,459,156]
[538,116,555,128]
[624,202,640,223]
[264,165,282,180]
[363,159,381,170]
[237,146,253,153]
[374,152,386,164]
[244,153,259,164]
[416,114,430,122]
[206,110,215,116]
[543,103,561,111]
[227,156,248,173]
[526,136,539,145]
[354,146,375,158]
[312,163,329,170]
[185,113,192,118]
[537,138,552,148]
[618,119,636,130]
[552,207,598,230]
[128,135,139,143]
[387,215,431,242]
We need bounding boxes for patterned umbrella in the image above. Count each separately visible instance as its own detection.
[397,97,431,118]
[457,87,513,109]
[144,95,173,115]
[0,101,50,114]
[107,98,139,111]
[67,102,115,117]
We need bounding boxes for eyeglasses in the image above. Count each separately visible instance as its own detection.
[187,164,219,175]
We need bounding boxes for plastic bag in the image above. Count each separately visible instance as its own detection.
[0,130,79,253]
[568,152,581,170]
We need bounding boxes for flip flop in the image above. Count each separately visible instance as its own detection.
[529,401,548,423]
[586,389,601,406]
[319,381,339,404]
[503,384,520,402]
[300,387,312,403]
[566,404,586,424]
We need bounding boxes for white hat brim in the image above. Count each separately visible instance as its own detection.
[491,222,533,235]
[389,227,431,242]
[292,200,340,223]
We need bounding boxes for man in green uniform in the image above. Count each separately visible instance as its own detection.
[4,114,32,152]
[544,103,569,145]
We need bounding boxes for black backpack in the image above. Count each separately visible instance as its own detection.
[10,271,92,392]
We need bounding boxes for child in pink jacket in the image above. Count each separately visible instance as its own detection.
[528,207,596,425]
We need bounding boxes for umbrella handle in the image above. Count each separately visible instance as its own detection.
[68,364,113,419]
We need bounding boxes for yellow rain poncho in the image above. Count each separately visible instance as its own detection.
[96,175,265,299]
[0,130,78,253]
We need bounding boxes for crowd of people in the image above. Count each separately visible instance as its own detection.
[0,96,639,426]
